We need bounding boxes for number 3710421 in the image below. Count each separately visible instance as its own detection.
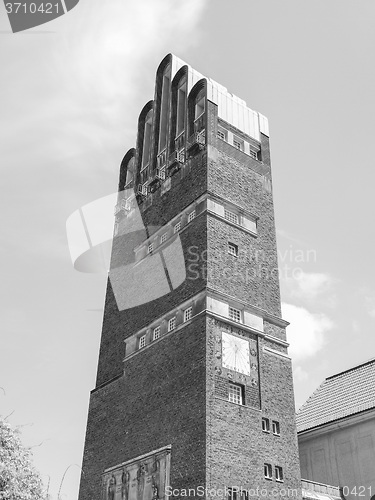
[5,3,60,14]
[342,486,372,497]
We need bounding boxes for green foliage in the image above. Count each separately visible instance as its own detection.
[0,416,44,500]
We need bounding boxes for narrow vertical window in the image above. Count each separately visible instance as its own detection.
[176,83,186,136]
[142,111,153,170]
[158,67,171,153]
[264,463,272,480]
[184,307,193,322]
[228,488,248,500]
[195,95,205,120]
[168,317,176,332]
[272,421,280,436]
[275,466,283,482]
[228,488,237,500]
[193,92,205,135]
[153,327,160,341]
[262,417,270,433]
[139,335,146,349]
[125,157,135,187]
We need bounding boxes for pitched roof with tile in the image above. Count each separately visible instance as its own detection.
[296,358,375,432]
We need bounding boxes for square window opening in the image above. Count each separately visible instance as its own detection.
[188,210,196,223]
[217,127,228,141]
[228,242,238,257]
[224,209,239,225]
[195,96,205,120]
[229,306,241,323]
[233,136,244,151]
[228,382,244,405]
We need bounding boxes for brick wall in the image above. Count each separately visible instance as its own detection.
[96,161,208,387]
[80,315,207,500]
[206,317,301,500]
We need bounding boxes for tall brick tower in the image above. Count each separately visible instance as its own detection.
[78,54,302,500]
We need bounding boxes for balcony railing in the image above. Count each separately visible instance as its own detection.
[302,480,343,500]
[187,130,206,152]
[157,149,167,169]
[175,132,185,152]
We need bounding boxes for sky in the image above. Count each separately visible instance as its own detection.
[1,0,375,498]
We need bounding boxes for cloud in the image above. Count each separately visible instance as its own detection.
[351,319,360,333]
[0,0,208,264]
[365,295,375,318]
[54,0,208,150]
[276,228,308,247]
[1,0,209,173]
[282,303,334,362]
[356,288,375,319]
[282,271,338,306]
[293,365,309,382]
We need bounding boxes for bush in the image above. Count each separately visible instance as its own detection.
[0,416,44,500]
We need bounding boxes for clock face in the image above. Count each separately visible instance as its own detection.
[222,332,250,375]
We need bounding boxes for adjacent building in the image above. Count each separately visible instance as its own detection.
[297,358,375,500]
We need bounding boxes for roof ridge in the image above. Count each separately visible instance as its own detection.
[297,378,326,415]
[297,404,375,432]
[326,356,375,380]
